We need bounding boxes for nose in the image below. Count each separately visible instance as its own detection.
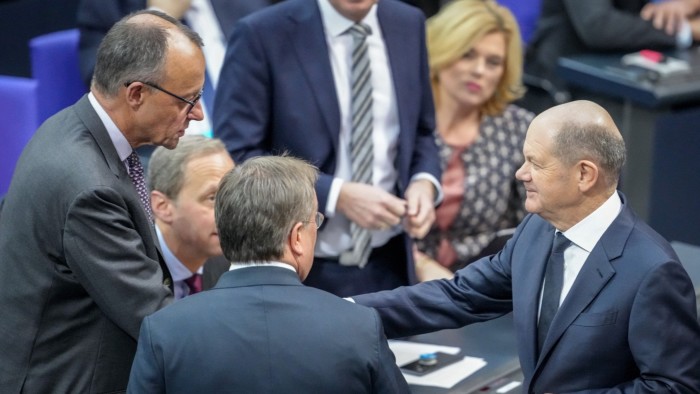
[515,161,529,181]
[188,100,205,121]
[473,57,486,75]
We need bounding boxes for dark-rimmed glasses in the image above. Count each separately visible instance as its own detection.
[304,212,325,229]
[124,81,202,114]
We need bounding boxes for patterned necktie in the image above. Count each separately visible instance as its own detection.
[538,232,572,354]
[340,23,374,268]
[184,273,202,295]
[126,151,153,223]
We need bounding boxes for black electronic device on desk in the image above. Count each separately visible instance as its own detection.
[557,47,700,108]
[407,314,522,394]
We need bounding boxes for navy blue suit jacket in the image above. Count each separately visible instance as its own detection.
[128,266,409,393]
[213,0,440,283]
[77,0,273,87]
[355,196,700,393]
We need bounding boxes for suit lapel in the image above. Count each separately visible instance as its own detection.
[74,95,172,287]
[513,221,555,375]
[534,203,634,371]
[289,2,340,149]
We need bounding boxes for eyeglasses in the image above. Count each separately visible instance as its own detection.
[304,212,325,229]
[124,81,202,114]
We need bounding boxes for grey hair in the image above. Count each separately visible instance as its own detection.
[215,155,319,263]
[148,135,228,198]
[553,122,627,187]
[92,9,203,96]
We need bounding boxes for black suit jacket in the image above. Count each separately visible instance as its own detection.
[201,254,230,290]
[0,95,173,393]
[526,0,678,89]
[77,0,274,87]
[128,266,409,393]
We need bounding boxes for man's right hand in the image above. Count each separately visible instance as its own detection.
[337,182,406,230]
[148,0,192,19]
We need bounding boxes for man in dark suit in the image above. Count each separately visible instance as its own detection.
[213,0,442,297]
[354,100,700,393]
[128,155,409,393]
[0,11,206,393]
[148,135,234,299]
[78,0,277,137]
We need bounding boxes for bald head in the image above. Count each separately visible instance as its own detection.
[534,100,626,188]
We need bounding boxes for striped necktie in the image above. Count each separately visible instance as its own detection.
[340,23,374,268]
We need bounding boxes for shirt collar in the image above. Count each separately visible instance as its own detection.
[156,225,203,281]
[562,191,623,253]
[317,0,379,38]
[88,92,133,162]
[229,261,297,273]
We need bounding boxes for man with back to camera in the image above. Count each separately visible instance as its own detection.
[213,0,443,297]
[148,135,234,299]
[353,100,700,393]
[128,155,409,393]
[0,10,206,392]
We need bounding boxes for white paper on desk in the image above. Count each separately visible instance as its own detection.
[389,340,487,389]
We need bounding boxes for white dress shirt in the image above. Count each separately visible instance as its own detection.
[156,226,204,300]
[540,191,623,315]
[314,0,440,258]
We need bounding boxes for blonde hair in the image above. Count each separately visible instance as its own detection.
[427,0,525,115]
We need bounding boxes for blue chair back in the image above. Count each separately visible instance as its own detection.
[30,29,87,124]
[0,76,39,195]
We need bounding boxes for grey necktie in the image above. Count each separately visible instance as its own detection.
[339,23,373,268]
[538,232,571,354]
[126,151,153,223]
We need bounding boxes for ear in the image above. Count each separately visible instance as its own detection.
[576,159,599,192]
[288,221,305,257]
[151,190,174,223]
[124,82,146,110]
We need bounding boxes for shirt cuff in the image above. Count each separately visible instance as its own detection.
[676,21,693,49]
[324,177,345,218]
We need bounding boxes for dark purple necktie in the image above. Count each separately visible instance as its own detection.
[126,151,153,223]
[184,273,202,295]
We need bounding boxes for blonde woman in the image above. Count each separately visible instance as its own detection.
[416,0,534,281]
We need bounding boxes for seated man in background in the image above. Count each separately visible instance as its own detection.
[148,135,234,299]
[525,0,700,112]
[128,155,408,393]
[354,100,700,393]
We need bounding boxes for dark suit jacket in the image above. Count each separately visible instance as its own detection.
[355,195,700,393]
[128,266,409,393]
[213,0,441,284]
[0,95,173,393]
[77,0,274,87]
[201,254,230,290]
[526,0,678,89]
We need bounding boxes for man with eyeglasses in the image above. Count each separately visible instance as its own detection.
[128,155,409,393]
[0,10,205,393]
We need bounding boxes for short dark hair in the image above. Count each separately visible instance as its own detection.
[215,156,319,263]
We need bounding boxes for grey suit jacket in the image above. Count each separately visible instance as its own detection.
[355,195,700,393]
[128,266,409,393]
[0,95,173,393]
